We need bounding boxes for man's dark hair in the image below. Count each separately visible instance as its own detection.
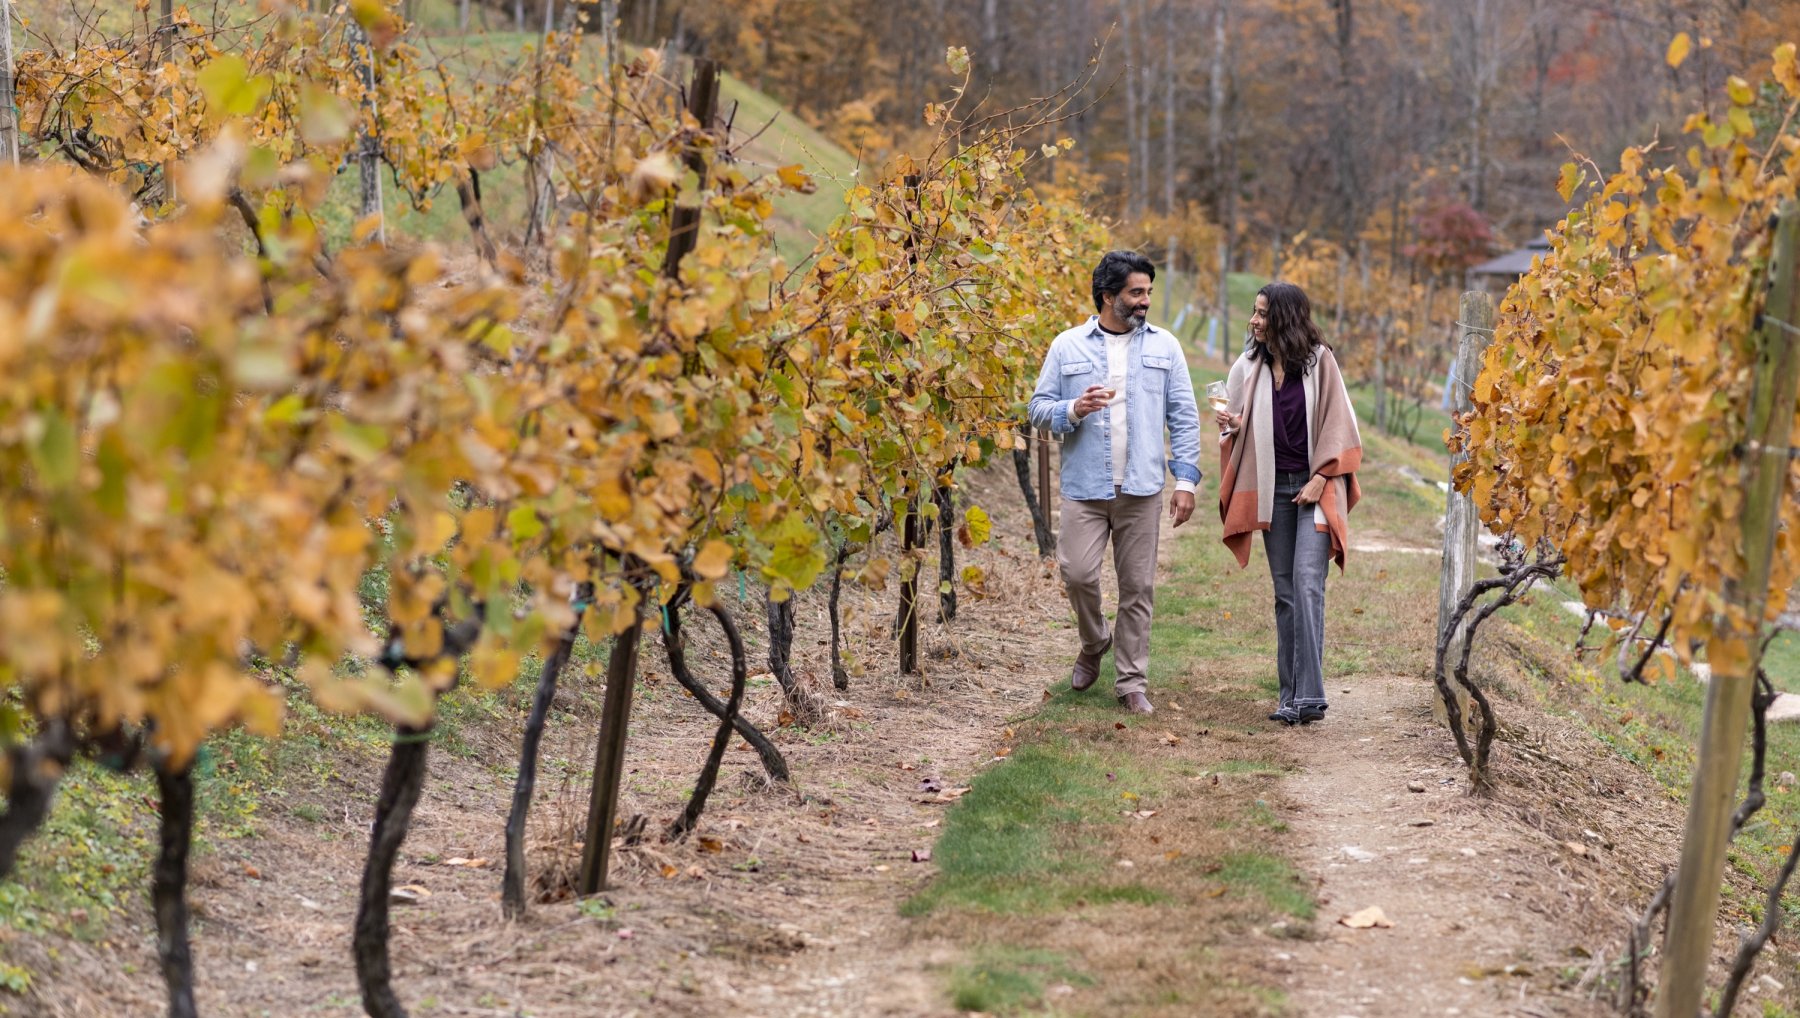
[1091,250,1156,313]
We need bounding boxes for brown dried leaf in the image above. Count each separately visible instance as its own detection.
[1339,906,1394,929]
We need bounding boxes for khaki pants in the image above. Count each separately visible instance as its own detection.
[1057,489,1162,696]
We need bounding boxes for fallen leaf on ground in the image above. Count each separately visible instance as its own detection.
[1339,906,1394,929]
[1563,841,1590,857]
[1125,809,1159,819]
[696,838,724,854]
[898,762,917,771]
[660,864,679,879]
[911,848,932,863]
[993,746,1013,758]
[444,857,489,868]
[922,819,940,828]
[1121,791,1140,801]
[873,864,891,873]
[617,928,635,940]
[1114,721,1127,730]
[243,864,263,880]
[1206,885,1227,898]
[390,884,431,904]
[1162,732,1181,746]
[1407,780,1427,793]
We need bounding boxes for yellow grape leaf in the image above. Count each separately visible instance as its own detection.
[1666,32,1691,69]
[693,539,733,580]
[1557,163,1581,203]
[964,503,993,546]
[298,84,350,144]
[776,164,816,194]
[353,212,386,244]
[197,55,272,119]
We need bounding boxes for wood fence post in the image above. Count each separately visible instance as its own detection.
[576,59,721,896]
[577,592,643,895]
[0,0,17,167]
[898,497,919,674]
[663,58,718,278]
[1434,291,1493,726]
[1655,203,1800,1017]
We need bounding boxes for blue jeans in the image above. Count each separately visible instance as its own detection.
[1265,472,1331,719]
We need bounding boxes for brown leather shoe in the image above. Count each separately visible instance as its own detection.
[1070,638,1111,692]
[1118,691,1154,715]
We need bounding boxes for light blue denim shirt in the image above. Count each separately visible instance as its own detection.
[1027,318,1202,501]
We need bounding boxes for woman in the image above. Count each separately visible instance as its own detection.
[1215,282,1362,725]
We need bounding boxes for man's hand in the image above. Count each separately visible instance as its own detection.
[1294,474,1328,505]
[1071,384,1112,420]
[1169,489,1195,527]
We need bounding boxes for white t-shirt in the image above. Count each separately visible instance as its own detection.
[1070,326,1196,495]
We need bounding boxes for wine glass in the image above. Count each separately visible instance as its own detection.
[1206,380,1234,436]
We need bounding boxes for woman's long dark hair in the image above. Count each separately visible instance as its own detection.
[1252,281,1326,376]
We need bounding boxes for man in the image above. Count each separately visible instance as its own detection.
[1028,251,1200,715]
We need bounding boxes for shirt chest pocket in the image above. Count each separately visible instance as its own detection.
[1060,359,1097,397]
[1140,353,1173,393]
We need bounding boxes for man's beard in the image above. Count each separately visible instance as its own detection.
[1126,307,1147,328]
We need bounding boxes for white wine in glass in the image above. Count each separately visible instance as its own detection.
[1206,380,1235,435]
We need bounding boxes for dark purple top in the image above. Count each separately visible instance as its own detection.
[1271,378,1311,474]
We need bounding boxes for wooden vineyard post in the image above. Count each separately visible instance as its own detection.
[1656,204,1800,1017]
[1036,429,1052,538]
[1434,291,1493,727]
[895,173,922,675]
[1,0,17,167]
[664,58,719,278]
[898,498,919,674]
[577,598,643,895]
[576,60,721,896]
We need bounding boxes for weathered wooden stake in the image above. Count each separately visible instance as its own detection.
[663,58,719,278]
[1036,429,1052,539]
[0,0,18,167]
[898,497,919,674]
[1434,291,1493,727]
[1656,203,1800,1018]
[577,606,643,895]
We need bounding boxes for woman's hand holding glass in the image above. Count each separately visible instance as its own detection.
[1207,380,1239,437]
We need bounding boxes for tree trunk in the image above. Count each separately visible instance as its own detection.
[1120,0,1140,210]
[666,597,750,839]
[665,629,790,783]
[1014,429,1053,557]
[355,724,433,1018]
[1208,2,1232,352]
[501,593,587,920]
[828,539,852,690]
[764,587,800,704]
[154,766,198,1018]
[1162,0,1176,220]
[0,723,75,880]
[982,0,999,79]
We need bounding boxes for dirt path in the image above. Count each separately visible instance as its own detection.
[1278,671,1595,1018]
